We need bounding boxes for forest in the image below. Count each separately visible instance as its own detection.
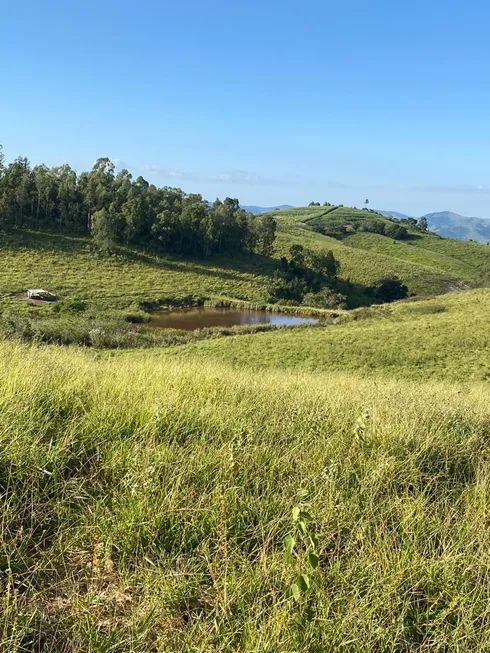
[0,148,277,258]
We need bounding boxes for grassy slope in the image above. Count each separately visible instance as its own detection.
[0,231,273,309]
[2,342,490,651]
[2,213,490,650]
[271,206,490,295]
[160,288,490,382]
[1,206,489,313]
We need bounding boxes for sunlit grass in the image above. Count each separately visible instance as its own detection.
[1,342,490,650]
[162,288,490,381]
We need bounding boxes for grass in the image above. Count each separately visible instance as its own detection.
[161,288,490,382]
[2,210,490,650]
[0,230,274,310]
[2,341,490,651]
[1,207,489,320]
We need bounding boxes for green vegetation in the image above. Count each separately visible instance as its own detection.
[2,166,490,649]
[1,197,489,349]
[271,205,490,295]
[1,339,490,651]
[0,150,277,259]
[164,288,490,382]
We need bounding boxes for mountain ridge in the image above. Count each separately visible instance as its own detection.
[241,204,294,214]
[377,209,490,244]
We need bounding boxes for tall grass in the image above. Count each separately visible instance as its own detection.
[1,341,490,651]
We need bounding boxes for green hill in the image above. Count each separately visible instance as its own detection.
[270,205,490,295]
[1,205,489,317]
[2,208,490,650]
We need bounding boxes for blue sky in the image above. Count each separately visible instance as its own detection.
[2,0,490,217]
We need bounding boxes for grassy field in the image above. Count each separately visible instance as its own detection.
[1,209,490,650]
[0,231,274,310]
[0,206,489,317]
[159,288,490,382]
[2,342,490,651]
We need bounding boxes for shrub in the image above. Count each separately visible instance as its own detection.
[267,272,308,304]
[302,288,347,309]
[52,297,87,314]
[124,311,151,324]
[384,223,408,240]
[360,220,385,235]
[375,276,409,302]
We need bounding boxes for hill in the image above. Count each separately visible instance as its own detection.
[1,204,489,349]
[424,210,490,243]
[376,209,411,220]
[378,209,490,244]
[268,205,490,295]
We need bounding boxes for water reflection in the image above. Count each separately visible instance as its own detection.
[150,307,319,331]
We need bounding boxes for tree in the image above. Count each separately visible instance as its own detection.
[360,220,385,235]
[289,244,305,266]
[375,276,408,302]
[0,151,270,259]
[55,165,82,231]
[81,157,116,230]
[255,214,277,256]
[307,249,340,278]
[384,223,408,240]
[302,287,347,309]
[266,270,308,304]
[91,208,118,254]
[418,216,428,232]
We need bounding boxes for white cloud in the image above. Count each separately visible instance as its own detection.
[136,165,299,187]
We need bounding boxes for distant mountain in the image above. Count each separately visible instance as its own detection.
[378,209,490,244]
[241,204,294,214]
[376,210,411,220]
[423,211,490,244]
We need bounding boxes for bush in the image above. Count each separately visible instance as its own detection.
[52,297,87,314]
[360,220,385,235]
[375,276,409,302]
[267,272,308,304]
[124,311,151,324]
[302,288,348,309]
[384,223,408,240]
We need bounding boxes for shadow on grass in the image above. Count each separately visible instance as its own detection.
[2,229,278,287]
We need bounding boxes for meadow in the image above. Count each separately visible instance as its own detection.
[1,206,490,319]
[1,207,490,651]
[2,342,490,651]
[164,288,490,382]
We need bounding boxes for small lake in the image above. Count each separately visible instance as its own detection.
[150,307,319,331]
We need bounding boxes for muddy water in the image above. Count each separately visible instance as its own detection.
[150,307,319,331]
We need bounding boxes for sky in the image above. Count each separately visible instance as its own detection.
[2,0,490,218]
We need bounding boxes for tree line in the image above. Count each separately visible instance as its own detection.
[0,148,277,258]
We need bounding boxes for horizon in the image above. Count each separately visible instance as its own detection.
[3,0,490,219]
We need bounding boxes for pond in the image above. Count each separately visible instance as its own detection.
[150,307,319,331]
